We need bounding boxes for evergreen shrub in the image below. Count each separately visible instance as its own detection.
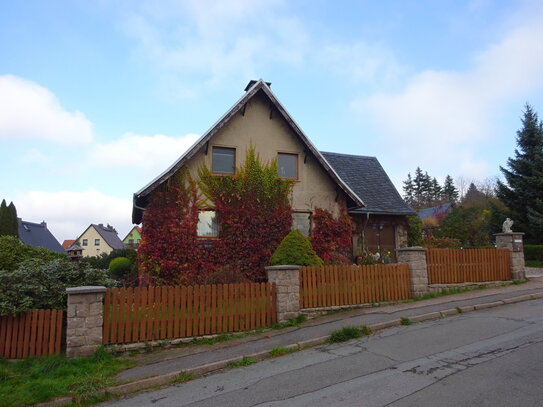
[270,230,324,266]
[109,257,132,278]
[525,245,543,261]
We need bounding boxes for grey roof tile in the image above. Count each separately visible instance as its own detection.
[92,224,125,250]
[321,152,415,215]
[17,219,64,253]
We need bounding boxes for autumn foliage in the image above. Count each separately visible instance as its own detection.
[198,147,294,281]
[138,168,203,285]
[311,207,353,265]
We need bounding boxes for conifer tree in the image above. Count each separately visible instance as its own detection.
[402,173,415,206]
[497,104,543,242]
[442,175,459,203]
[7,202,19,237]
[0,200,10,236]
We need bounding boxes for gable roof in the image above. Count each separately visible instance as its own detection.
[132,79,364,224]
[62,239,75,249]
[321,152,415,216]
[17,219,64,253]
[122,225,142,242]
[77,223,125,251]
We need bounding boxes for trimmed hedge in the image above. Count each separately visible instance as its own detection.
[525,245,543,261]
[270,230,324,266]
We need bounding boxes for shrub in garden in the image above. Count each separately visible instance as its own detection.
[524,245,543,261]
[0,258,116,316]
[108,256,137,286]
[421,236,462,249]
[0,235,65,271]
[270,230,324,266]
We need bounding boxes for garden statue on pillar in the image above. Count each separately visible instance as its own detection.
[502,218,514,233]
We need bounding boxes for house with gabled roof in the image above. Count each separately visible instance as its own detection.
[122,226,142,249]
[17,219,64,253]
[132,79,414,260]
[75,223,124,257]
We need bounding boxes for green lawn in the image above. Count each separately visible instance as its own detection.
[0,348,133,407]
[526,260,543,268]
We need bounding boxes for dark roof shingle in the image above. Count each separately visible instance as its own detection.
[17,219,64,253]
[92,224,125,250]
[321,152,415,215]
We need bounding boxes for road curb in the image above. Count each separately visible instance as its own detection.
[35,291,543,407]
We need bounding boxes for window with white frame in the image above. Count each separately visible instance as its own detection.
[197,210,219,237]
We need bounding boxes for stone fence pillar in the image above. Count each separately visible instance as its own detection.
[495,233,526,280]
[66,286,106,358]
[396,248,429,298]
[265,265,300,323]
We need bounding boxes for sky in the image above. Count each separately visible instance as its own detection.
[2,0,543,243]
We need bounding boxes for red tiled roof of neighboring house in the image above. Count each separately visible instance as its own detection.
[62,239,76,249]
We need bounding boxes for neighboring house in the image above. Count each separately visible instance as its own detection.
[132,79,414,259]
[122,226,142,249]
[418,202,453,238]
[75,223,125,257]
[17,218,64,253]
[62,239,76,250]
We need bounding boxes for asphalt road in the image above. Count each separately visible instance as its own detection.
[102,299,543,407]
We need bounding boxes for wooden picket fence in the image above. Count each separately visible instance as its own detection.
[103,283,277,345]
[426,248,510,284]
[300,264,411,309]
[0,309,64,359]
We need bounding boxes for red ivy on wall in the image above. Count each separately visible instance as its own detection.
[199,147,294,281]
[138,168,205,285]
[311,207,353,265]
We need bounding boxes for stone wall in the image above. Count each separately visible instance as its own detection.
[265,265,300,322]
[66,286,106,358]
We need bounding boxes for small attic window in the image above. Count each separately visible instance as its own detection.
[212,147,235,174]
[278,153,298,179]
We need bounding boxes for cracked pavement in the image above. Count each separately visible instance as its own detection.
[101,298,543,406]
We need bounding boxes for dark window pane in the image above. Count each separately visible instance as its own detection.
[212,147,235,174]
[278,153,298,179]
[198,211,219,237]
[292,212,311,236]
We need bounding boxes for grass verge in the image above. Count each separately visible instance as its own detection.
[400,317,413,326]
[227,357,256,368]
[269,346,297,357]
[526,260,543,268]
[271,314,307,330]
[328,325,372,343]
[0,347,133,407]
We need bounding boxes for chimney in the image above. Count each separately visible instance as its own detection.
[244,79,271,92]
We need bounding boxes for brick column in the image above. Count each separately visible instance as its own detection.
[66,286,106,358]
[396,248,429,297]
[495,233,526,280]
[265,265,300,323]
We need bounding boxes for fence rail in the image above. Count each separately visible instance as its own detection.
[426,248,510,284]
[300,264,411,309]
[103,283,277,345]
[0,309,64,359]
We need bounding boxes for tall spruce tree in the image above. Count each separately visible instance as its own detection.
[497,104,543,243]
[402,173,415,206]
[442,175,459,203]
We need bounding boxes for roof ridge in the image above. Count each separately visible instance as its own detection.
[321,151,377,159]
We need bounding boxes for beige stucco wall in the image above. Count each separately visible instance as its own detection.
[78,226,113,257]
[184,92,346,216]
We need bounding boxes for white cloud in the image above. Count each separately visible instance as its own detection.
[88,132,199,171]
[15,189,133,242]
[0,75,93,143]
[356,10,543,177]
[121,0,308,95]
